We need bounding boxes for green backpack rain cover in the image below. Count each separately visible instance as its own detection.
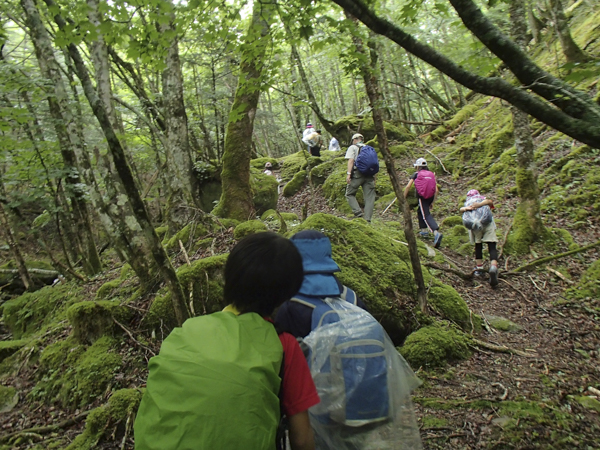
[134,311,283,450]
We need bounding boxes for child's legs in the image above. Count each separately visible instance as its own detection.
[487,242,498,264]
[418,197,439,232]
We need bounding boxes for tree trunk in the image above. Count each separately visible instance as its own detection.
[549,0,590,63]
[160,15,200,223]
[41,0,190,326]
[0,200,33,291]
[20,0,101,276]
[508,0,545,253]
[213,0,274,220]
[349,17,428,313]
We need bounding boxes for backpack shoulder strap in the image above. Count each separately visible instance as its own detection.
[290,296,319,309]
[340,286,358,305]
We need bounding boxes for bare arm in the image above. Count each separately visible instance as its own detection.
[346,158,354,184]
[460,198,494,212]
[288,410,315,450]
[403,179,414,198]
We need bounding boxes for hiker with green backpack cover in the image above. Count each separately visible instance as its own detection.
[134,232,319,450]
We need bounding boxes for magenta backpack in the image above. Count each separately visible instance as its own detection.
[414,170,437,199]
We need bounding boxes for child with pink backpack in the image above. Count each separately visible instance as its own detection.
[403,158,443,248]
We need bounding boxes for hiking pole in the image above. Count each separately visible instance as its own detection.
[382,196,397,215]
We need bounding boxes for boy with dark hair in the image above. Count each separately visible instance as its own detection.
[134,232,319,450]
[404,158,443,248]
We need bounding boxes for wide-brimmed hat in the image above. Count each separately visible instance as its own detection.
[291,230,341,297]
[352,133,363,140]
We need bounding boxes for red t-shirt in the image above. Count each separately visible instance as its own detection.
[278,332,320,416]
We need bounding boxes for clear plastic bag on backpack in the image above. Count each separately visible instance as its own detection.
[462,196,493,231]
[302,298,422,450]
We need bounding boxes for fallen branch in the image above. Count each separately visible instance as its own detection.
[423,148,450,174]
[0,411,90,444]
[546,266,574,285]
[472,338,536,358]
[505,239,600,274]
[424,262,472,280]
[491,382,509,401]
[499,278,533,303]
[113,318,156,357]
[382,197,397,215]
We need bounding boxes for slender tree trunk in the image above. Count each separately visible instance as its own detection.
[0,198,33,291]
[508,0,545,253]
[213,0,274,220]
[549,0,590,63]
[160,14,200,224]
[41,0,190,326]
[349,18,428,313]
[21,0,101,276]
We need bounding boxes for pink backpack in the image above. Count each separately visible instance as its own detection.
[414,170,437,199]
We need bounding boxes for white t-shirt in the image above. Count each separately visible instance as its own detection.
[345,144,362,161]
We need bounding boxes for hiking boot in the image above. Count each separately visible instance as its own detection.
[354,212,364,218]
[473,266,484,277]
[433,233,443,249]
[489,264,499,287]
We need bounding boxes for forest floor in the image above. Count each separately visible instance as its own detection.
[1,156,599,449]
[276,158,600,449]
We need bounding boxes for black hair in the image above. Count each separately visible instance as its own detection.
[224,232,304,316]
[316,129,322,133]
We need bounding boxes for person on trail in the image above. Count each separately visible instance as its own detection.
[404,158,443,248]
[264,161,273,176]
[309,130,324,157]
[460,189,499,287]
[302,123,318,152]
[275,230,423,450]
[134,232,319,450]
[329,136,340,152]
[345,133,376,222]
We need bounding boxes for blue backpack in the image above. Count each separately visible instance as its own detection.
[354,145,380,176]
[291,291,391,427]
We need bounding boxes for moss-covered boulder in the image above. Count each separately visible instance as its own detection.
[261,209,299,222]
[331,115,413,143]
[282,170,307,197]
[429,282,481,331]
[566,259,600,300]
[67,301,133,345]
[95,265,134,300]
[0,385,18,413]
[310,159,340,186]
[399,322,473,368]
[144,255,229,332]
[66,388,143,450]
[251,171,279,214]
[250,157,280,171]
[233,220,268,240]
[0,340,27,363]
[2,283,83,339]
[442,225,471,254]
[163,223,210,252]
[279,150,309,183]
[290,213,471,342]
[487,315,522,333]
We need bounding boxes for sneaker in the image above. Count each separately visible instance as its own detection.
[489,264,499,287]
[354,212,364,218]
[473,266,484,277]
[418,231,430,238]
[433,233,443,249]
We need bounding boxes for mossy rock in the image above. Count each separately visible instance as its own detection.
[233,220,268,240]
[163,222,210,251]
[442,225,471,254]
[310,159,340,186]
[0,385,18,413]
[144,255,229,332]
[0,340,27,363]
[571,395,600,413]
[399,322,473,368]
[261,210,299,222]
[66,388,143,450]
[251,171,279,214]
[331,115,413,143]
[441,215,464,227]
[67,301,133,345]
[566,259,600,300]
[487,315,522,333]
[33,336,122,408]
[282,170,307,197]
[250,157,280,170]
[290,214,470,342]
[279,150,309,183]
[2,283,83,339]
[429,282,481,331]
[388,144,410,158]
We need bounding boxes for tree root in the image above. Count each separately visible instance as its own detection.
[472,338,536,358]
[0,411,90,444]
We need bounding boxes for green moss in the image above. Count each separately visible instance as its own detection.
[67,301,133,345]
[331,116,413,143]
[429,282,480,331]
[66,388,143,450]
[399,322,473,368]
[566,259,600,300]
[310,159,340,186]
[155,226,168,240]
[250,157,279,170]
[388,144,409,158]
[504,205,533,255]
[279,150,309,183]
[261,210,299,222]
[0,385,18,413]
[233,220,268,240]
[572,396,600,413]
[487,315,522,332]
[163,223,210,251]
[251,171,279,214]
[429,102,483,141]
[282,170,307,197]
[0,340,27,363]
[2,283,83,339]
[441,225,471,254]
[421,416,449,428]
[441,215,464,227]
